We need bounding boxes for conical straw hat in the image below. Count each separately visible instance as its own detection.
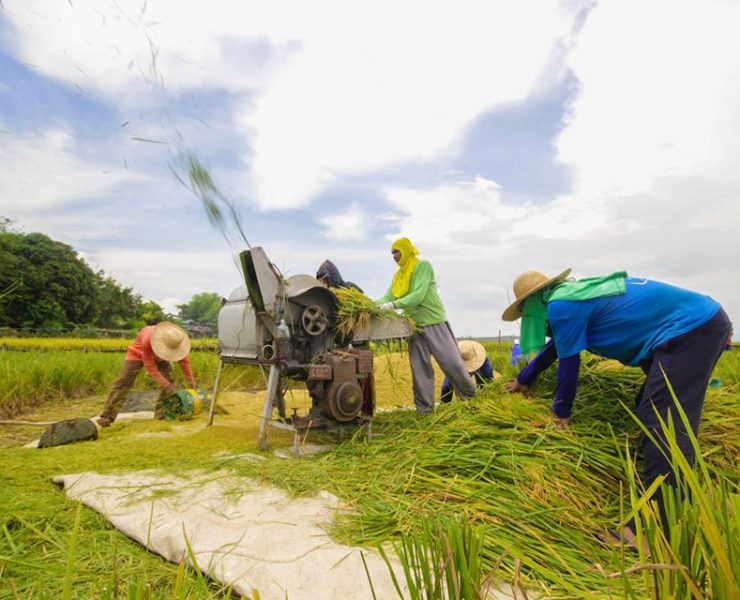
[502,269,572,321]
[151,321,191,362]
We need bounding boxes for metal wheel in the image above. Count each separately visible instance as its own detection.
[328,381,363,421]
[301,305,329,336]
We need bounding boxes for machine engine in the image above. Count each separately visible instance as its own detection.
[214,247,407,449]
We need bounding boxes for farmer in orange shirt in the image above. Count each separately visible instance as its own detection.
[98,321,197,427]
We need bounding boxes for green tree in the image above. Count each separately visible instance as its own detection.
[137,300,167,327]
[177,292,221,330]
[0,225,160,332]
[0,231,99,330]
[93,272,142,329]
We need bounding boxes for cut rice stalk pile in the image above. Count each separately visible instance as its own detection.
[333,287,417,337]
[243,355,739,598]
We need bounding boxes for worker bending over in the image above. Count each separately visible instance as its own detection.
[441,340,495,403]
[502,269,731,550]
[98,321,197,427]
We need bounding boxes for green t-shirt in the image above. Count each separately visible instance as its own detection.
[377,260,447,326]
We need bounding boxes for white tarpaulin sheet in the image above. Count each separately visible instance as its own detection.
[53,470,407,599]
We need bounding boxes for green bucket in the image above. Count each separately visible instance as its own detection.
[163,388,208,420]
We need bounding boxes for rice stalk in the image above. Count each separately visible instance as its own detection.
[333,287,417,337]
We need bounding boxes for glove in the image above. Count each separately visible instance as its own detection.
[378,302,395,310]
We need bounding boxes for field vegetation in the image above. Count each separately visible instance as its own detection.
[0,341,737,598]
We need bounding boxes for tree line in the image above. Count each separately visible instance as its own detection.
[0,219,222,335]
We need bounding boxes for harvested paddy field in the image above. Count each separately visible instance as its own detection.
[1,343,738,598]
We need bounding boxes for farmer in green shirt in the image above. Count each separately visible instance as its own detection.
[376,237,476,414]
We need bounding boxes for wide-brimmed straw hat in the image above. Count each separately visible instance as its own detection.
[458,340,487,372]
[151,321,191,362]
[502,269,572,322]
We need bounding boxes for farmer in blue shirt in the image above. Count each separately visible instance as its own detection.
[502,269,731,551]
[440,340,495,403]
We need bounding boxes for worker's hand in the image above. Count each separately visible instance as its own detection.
[165,382,178,393]
[504,379,530,397]
[553,416,570,430]
[378,302,395,311]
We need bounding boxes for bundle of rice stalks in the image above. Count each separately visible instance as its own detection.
[333,287,416,337]
[159,389,206,421]
[249,354,739,597]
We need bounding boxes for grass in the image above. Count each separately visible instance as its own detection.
[0,343,737,598]
[0,350,262,419]
[0,337,218,352]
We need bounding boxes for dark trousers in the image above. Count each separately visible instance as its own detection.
[634,308,731,527]
[100,360,172,422]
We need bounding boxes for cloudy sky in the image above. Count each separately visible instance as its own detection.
[1,0,739,338]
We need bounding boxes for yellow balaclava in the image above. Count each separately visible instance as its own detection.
[391,237,420,298]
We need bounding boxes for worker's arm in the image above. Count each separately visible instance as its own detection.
[516,340,558,386]
[375,283,395,305]
[141,349,175,389]
[552,354,580,419]
[440,377,453,403]
[475,357,494,384]
[392,262,433,310]
[177,357,197,387]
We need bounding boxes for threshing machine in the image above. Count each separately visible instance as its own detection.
[210,247,411,453]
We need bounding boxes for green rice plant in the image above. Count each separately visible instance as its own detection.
[333,287,417,337]
[376,516,500,600]
[2,348,737,598]
[0,349,261,419]
[0,337,217,352]
[0,351,121,417]
[617,371,740,599]
[243,353,738,597]
[62,503,82,600]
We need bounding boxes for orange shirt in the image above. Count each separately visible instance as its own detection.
[126,326,195,388]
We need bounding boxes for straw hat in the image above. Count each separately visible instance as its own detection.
[151,321,191,362]
[501,269,572,322]
[458,340,487,372]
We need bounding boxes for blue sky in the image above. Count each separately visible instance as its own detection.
[1,0,739,338]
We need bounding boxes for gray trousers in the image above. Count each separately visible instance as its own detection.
[409,322,476,414]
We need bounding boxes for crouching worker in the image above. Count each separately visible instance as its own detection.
[316,260,363,292]
[441,340,495,403]
[98,321,197,427]
[502,269,731,550]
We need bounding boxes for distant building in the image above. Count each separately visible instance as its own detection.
[182,320,215,338]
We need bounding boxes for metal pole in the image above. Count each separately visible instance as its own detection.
[258,364,281,450]
[206,359,224,427]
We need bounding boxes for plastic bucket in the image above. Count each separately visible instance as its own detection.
[173,388,207,419]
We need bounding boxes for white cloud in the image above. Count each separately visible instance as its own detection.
[3,1,582,210]
[2,0,282,99]
[383,177,513,246]
[88,247,243,305]
[557,0,740,200]
[320,204,367,242]
[159,296,184,315]
[0,126,139,216]
[241,1,580,209]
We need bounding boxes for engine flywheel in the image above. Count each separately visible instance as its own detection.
[328,381,363,421]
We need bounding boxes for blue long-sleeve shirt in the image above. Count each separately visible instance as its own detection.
[516,340,580,418]
[515,278,720,418]
[441,357,494,403]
